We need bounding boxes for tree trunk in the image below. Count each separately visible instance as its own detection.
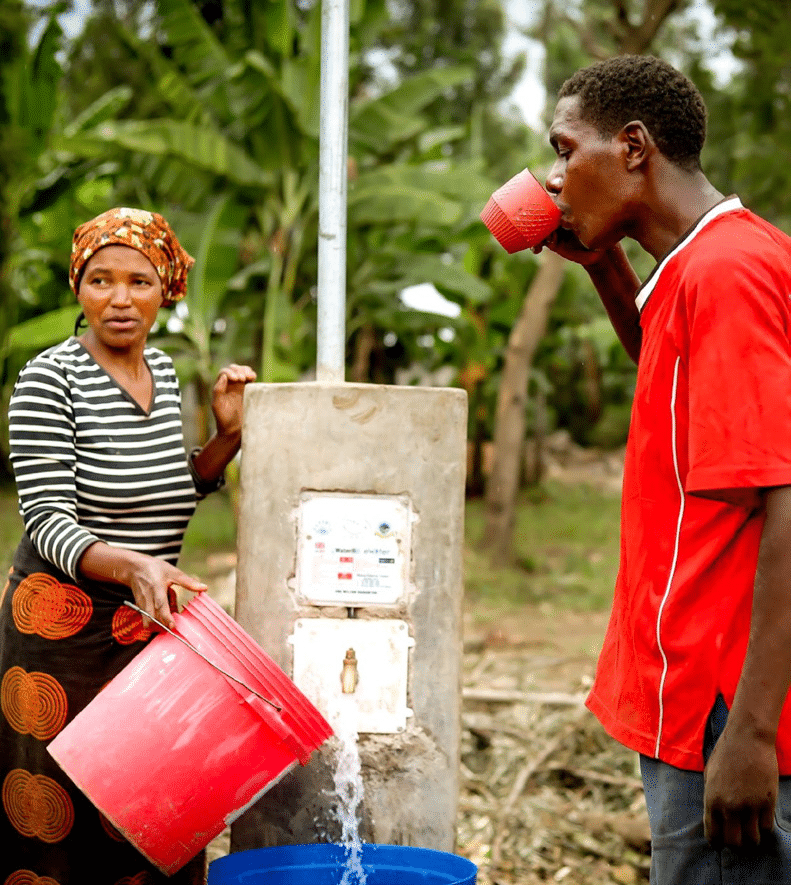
[617,0,684,55]
[482,251,566,565]
[351,323,377,383]
[466,382,488,498]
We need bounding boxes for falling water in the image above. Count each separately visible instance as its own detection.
[329,693,368,885]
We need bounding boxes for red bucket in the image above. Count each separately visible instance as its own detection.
[47,593,333,875]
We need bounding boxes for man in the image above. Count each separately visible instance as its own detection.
[538,54,791,882]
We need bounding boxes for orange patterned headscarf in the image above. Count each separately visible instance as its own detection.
[69,207,195,305]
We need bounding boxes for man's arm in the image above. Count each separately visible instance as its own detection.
[704,484,791,848]
[585,245,642,364]
[538,232,642,363]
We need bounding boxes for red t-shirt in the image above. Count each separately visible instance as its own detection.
[587,198,791,772]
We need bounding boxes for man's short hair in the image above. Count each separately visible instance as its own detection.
[558,55,707,171]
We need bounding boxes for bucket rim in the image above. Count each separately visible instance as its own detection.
[208,842,478,883]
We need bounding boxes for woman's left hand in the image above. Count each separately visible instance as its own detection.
[211,364,257,438]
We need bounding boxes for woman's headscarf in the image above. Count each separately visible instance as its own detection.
[69,207,195,305]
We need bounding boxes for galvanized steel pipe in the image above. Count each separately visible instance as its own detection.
[316,0,350,384]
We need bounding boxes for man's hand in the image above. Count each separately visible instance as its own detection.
[704,724,778,849]
[533,227,606,267]
[703,486,791,850]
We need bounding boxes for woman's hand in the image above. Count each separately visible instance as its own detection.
[211,364,257,440]
[78,541,207,630]
[189,364,257,488]
[128,558,208,630]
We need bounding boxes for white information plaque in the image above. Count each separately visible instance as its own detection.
[296,492,411,606]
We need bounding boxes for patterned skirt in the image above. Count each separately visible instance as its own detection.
[0,534,206,885]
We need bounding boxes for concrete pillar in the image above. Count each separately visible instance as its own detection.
[230,382,467,852]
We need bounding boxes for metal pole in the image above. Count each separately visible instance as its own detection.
[316,0,350,384]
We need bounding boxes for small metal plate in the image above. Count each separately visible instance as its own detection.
[295,492,412,607]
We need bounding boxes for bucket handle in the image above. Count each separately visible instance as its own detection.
[123,600,282,712]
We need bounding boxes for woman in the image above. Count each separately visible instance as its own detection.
[0,207,256,884]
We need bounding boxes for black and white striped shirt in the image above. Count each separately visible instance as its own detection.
[9,337,200,580]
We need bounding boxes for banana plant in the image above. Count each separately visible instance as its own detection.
[0,8,138,471]
[48,0,499,384]
[154,196,250,441]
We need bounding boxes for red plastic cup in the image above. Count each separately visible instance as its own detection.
[480,168,562,253]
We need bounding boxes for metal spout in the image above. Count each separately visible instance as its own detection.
[340,647,358,693]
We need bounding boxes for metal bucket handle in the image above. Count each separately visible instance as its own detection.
[124,600,282,712]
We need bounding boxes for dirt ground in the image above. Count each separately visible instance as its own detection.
[459,602,650,885]
[453,441,650,884]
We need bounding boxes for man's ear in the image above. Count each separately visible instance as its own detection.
[619,121,654,170]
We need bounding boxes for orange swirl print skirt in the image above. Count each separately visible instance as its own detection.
[0,535,206,885]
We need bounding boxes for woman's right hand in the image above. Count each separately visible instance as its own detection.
[78,541,208,630]
[128,557,208,629]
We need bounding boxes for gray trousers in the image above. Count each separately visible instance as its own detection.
[640,697,791,885]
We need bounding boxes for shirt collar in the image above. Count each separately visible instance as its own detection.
[635,196,743,312]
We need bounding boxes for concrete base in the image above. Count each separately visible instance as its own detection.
[230,382,467,852]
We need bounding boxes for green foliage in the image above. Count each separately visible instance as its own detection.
[377,0,534,190]
[703,0,791,230]
[465,480,621,612]
[1,307,79,359]
[0,6,85,476]
[61,120,274,187]
[8,0,790,474]
[0,484,23,574]
[379,0,523,129]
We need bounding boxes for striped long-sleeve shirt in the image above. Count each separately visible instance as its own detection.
[8,337,202,580]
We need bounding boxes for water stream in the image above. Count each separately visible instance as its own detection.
[329,694,368,885]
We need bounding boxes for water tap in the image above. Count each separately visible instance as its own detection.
[340,647,358,694]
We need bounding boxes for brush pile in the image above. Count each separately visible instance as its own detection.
[457,638,651,884]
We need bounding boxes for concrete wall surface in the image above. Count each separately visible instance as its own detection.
[231,382,468,853]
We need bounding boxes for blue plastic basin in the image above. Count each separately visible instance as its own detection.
[207,843,477,885]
